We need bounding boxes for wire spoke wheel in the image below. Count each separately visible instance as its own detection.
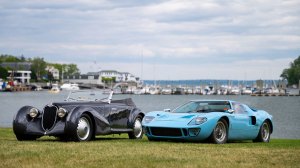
[214,121,226,142]
[210,118,228,144]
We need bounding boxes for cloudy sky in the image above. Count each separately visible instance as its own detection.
[0,0,299,80]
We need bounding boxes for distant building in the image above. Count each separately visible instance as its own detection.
[7,70,31,84]
[46,66,60,80]
[64,70,139,85]
[0,62,32,84]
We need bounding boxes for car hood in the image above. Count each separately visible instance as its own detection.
[147,111,216,122]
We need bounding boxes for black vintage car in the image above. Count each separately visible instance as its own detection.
[13,90,144,141]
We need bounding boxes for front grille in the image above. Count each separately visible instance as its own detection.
[42,105,58,130]
[150,127,183,137]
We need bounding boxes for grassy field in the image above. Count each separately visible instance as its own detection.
[0,128,299,168]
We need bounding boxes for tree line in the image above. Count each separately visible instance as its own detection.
[281,55,300,87]
[0,54,80,82]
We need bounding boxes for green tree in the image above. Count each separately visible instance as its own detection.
[281,56,300,86]
[64,64,80,76]
[0,66,8,80]
[0,54,21,62]
[30,57,47,81]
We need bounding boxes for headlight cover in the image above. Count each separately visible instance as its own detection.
[143,116,155,123]
[188,117,207,125]
[57,108,68,118]
[28,108,39,118]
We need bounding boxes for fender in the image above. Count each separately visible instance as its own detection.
[64,106,111,136]
[127,108,144,128]
[13,106,43,136]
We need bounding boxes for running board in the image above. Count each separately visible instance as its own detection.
[110,128,133,133]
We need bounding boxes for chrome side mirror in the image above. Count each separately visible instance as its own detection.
[227,109,235,113]
[164,109,171,112]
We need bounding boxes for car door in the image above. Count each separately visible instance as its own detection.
[229,102,257,140]
[108,105,131,129]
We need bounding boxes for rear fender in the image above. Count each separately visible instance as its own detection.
[128,108,144,128]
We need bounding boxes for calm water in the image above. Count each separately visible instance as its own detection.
[0,91,299,139]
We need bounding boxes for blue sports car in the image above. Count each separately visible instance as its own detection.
[142,100,273,144]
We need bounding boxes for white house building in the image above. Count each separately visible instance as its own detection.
[64,70,139,85]
[7,70,31,84]
[46,66,60,80]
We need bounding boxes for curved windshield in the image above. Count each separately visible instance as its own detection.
[173,101,231,113]
[66,90,113,103]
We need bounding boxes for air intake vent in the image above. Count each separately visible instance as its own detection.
[150,127,183,137]
[42,105,57,131]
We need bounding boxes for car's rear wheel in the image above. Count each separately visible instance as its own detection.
[128,115,143,139]
[73,113,94,141]
[253,121,271,143]
[209,118,228,144]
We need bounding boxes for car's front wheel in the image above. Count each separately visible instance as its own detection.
[209,118,228,144]
[128,116,143,139]
[253,121,271,143]
[73,113,94,141]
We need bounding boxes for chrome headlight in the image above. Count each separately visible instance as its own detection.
[143,116,155,123]
[188,117,207,125]
[29,108,39,118]
[57,108,68,118]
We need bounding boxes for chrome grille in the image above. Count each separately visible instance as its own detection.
[42,105,58,131]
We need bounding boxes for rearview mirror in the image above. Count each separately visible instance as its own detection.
[227,109,234,113]
[164,109,171,112]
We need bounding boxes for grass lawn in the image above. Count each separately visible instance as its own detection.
[0,128,299,168]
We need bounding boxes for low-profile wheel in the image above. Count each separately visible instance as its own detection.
[128,116,143,139]
[15,134,38,141]
[209,118,228,144]
[73,113,94,141]
[253,121,271,143]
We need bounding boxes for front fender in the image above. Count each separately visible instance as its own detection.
[64,106,111,136]
[13,106,44,136]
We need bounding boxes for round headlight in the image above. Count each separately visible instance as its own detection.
[29,108,39,118]
[57,108,67,118]
[195,117,207,125]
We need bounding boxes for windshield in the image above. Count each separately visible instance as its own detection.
[173,101,231,113]
[66,90,113,103]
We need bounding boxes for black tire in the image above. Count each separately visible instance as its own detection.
[253,121,271,143]
[209,118,228,144]
[73,113,94,142]
[128,116,143,139]
[15,134,38,141]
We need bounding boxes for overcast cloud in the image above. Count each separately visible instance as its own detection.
[0,0,299,80]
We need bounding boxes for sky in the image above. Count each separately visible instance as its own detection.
[0,0,299,80]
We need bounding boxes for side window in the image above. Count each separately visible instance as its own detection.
[232,103,247,114]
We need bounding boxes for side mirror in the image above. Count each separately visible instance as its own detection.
[164,109,171,112]
[227,109,234,113]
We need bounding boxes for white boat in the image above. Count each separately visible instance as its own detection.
[49,84,60,93]
[161,87,172,95]
[242,86,252,95]
[60,83,80,91]
[230,87,241,95]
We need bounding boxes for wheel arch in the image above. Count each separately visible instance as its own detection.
[265,118,273,134]
[220,116,230,128]
[81,111,96,138]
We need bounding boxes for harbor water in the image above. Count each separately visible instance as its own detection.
[0,91,299,139]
